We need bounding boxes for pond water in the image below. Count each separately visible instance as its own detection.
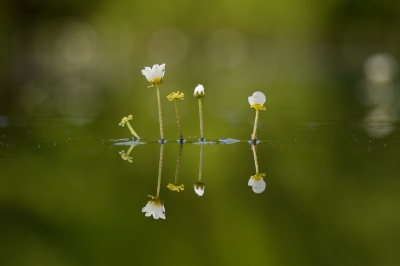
[1,111,399,265]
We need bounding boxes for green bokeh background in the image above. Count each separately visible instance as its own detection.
[1,0,400,265]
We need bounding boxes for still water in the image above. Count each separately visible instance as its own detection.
[1,115,399,266]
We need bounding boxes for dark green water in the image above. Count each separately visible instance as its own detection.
[1,115,399,266]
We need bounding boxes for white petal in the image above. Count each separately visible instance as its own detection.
[194,84,204,93]
[248,177,255,186]
[252,91,266,105]
[252,179,266,194]
[159,63,166,77]
[160,212,166,219]
[248,96,255,106]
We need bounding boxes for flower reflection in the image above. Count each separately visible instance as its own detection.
[167,144,184,192]
[143,144,166,219]
[248,173,266,194]
[248,145,266,194]
[119,145,135,163]
[194,145,205,196]
[142,195,166,219]
[194,182,205,196]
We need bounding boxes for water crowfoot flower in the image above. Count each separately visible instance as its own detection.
[194,84,206,142]
[119,115,140,139]
[142,195,166,219]
[194,182,205,196]
[141,64,165,88]
[142,63,166,142]
[167,91,185,141]
[119,145,135,163]
[248,91,266,141]
[167,183,185,192]
[248,173,266,194]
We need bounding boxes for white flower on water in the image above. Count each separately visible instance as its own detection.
[248,91,266,110]
[194,182,205,196]
[193,84,205,98]
[248,173,266,194]
[142,195,166,219]
[141,64,166,86]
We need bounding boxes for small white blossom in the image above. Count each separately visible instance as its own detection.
[193,84,205,98]
[248,174,266,194]
[142,196,166,219]
[248,91,266,110]
[194,182,205,196]
[141,64,166,86]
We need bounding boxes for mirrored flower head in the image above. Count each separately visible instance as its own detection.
[142,195,166,219]
[193,84,205,98]
[248,91,266,110]
[141,63,166,87]
[167,183,185,192]
[167,91,185,101]
[248,173,266,194]
[194,182,205,196]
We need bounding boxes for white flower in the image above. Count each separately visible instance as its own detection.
[248,173,266,194]
[142,196,166,219]
[141,64,166,86]
[194,182,205,196]
[248,91,266,110]
[193,84,205,98]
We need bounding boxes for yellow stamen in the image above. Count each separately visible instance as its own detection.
[251,173,266,181]
[250,104,266,111]
[167,183,185,192]
[167,91,184,101]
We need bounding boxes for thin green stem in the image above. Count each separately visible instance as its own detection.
[252,109,259,141]
[198,144,204,182]
[252,144,259,174]
[156,85,165,142]
[126,145,135,156]
[125,121,140,139]
[156,144,164,198]
[174,99,183,139]
[198,98,204,141]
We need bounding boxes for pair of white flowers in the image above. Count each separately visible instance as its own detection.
[142,64,205,97]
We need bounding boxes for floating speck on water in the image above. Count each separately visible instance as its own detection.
[384,143,387,147]
[2,134,5,138]
[37,144,41,148]
[54,142,57,146]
